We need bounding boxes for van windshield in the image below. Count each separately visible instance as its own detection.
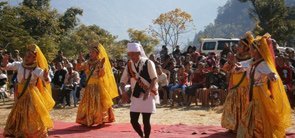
[217,40,239,50]
[203,42,216,50]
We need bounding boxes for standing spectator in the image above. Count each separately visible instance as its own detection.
[160,45,168,59]
[183,45,194,55]
[64,63,80,107]
[173,45,182,59]
[52,62,67,106]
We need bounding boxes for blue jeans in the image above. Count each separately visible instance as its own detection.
[71,85,78,106]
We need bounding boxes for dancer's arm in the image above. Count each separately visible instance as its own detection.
[34,68,51,82]
[0,54,20,71]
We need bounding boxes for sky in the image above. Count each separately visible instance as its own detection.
[6,0,228,45]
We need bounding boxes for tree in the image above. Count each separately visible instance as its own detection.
[59,7,83,33]
[59,25,117,58]
[239,0,295,46]
[0,0,119,60]
[0,4,34,53]
[150,8,193,50]
[128,28,159,55]
[23,0,50,10]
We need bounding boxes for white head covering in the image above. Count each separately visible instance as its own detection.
[0,74,7,79]
[127,42,147,57]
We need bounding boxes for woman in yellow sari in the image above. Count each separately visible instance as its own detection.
[2,44,55,137]
[221,32,253,132]
[76,43,118,126]
[237,34,292,138]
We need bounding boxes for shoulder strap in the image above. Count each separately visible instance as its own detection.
[230,72,247,90]
[83,62,98,87]
[249,59,264,101]
[17,73,32,99]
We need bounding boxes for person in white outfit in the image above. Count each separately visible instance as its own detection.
[120,42,158,138]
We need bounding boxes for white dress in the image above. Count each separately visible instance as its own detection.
[121,57,158,113]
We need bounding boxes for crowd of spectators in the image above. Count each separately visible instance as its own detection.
[0,42,294,109]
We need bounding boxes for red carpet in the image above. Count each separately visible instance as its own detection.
[1,121,295,138]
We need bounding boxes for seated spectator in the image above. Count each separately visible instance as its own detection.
[205,52,218,69]
[161,54,174,69]
[156,65,169,104]
[205,66,227,106]
[184,54,191,63]
[0,73,8,99]
[171,65,189,106]
[63,63,80,107]
[52,62,67,107]
[220,43,230,66]
[149,54,160,65]
[184,61,193,82]
[185,62,207,106]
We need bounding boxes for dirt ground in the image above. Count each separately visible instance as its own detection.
[0,99,294,133]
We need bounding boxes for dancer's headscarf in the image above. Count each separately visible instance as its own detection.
[95,43,119,99]
[251,34,291,135]
[27,44,55,111]
[240,31,254,48]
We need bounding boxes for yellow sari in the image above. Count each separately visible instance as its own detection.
[4,45,55,137]
[237,35,291,138]
[221,69,249,131]
[76,44,118,126]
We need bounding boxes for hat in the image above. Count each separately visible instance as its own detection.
[127,42,147,57]
[127,43,141,52]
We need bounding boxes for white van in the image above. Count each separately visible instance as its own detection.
[199,38,240,55]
